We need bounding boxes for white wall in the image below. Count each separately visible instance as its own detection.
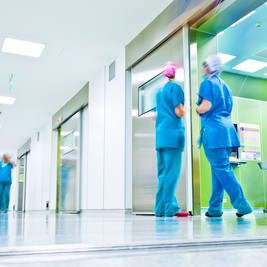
[87,68,105,209]
[87,50,126,209]
[103,52,125,209]
[13,51,127,211]
[25,120,52,210]
[49,130,58,211]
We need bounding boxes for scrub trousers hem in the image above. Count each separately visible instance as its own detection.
[204,147,252,217]
[155,147,183,218]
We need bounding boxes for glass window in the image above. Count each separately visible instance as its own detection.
[138,73,166,116]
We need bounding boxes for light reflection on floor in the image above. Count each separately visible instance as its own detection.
[0,210,267,266]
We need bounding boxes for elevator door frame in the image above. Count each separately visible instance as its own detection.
[188,0,267,214]
[17,152,29,212]
[56,111,82,214]
[131,26,193,214]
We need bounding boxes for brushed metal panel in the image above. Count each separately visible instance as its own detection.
[132,30,187,214]
[126,0,215,69]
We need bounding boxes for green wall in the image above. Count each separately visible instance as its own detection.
[221,72,267,101]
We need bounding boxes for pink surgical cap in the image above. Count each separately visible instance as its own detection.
[163,62,177,78]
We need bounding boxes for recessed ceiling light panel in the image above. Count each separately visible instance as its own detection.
[0,96,16,105]
[218,53,236,64]
[233,59,267,73]
[2,38,45,57]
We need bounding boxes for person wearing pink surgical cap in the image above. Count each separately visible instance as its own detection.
[154,62,189,217]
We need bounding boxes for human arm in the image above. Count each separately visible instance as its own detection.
[171,83,185,118]
[196,99,212,115]
[175,104,186,118]
[196,80,213,115]
[8,155,17,167]
[10,160,17,167]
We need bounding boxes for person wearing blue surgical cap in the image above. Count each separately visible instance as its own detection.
[196,54,252,217]
[155,62,189,217]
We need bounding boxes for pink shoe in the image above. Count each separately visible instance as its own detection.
[175,211,189,217]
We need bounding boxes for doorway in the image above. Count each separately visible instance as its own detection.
[17,152,29,212]
[58,112,81,213]
[131,28,192,214]
[190,0,267,212]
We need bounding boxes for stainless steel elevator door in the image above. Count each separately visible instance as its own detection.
[59,112,81,213]
[17,154,28,212]
[132,30,187,214]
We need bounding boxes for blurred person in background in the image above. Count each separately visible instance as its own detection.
[0,154,16,213]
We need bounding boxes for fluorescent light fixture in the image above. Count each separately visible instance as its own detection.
[233,59,267,73]
[217,31,224,37]
[2,38,45,57]
[0,96,16,105]
[230,11,256,27]
[218,53,236,64]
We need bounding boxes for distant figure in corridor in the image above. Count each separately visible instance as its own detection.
[155,62,189,217]
[0,154,16,213]
[196,54,252,217]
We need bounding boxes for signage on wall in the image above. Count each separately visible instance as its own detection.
[239,123,261,161]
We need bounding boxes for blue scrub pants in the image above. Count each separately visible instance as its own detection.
[0,182,11,212]
[155,148,182,217]
[204,147,252,216]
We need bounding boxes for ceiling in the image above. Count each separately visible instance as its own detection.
[218,2,267,78]
[195,0,267,79]
[0,0,173,151]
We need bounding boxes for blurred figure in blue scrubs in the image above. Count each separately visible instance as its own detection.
[155,62,189,217]
[0,154,16,213]
[196,54,252,218]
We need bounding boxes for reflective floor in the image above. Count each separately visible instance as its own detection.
[0,210,267,266]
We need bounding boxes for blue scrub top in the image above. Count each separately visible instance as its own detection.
[0,161,13,184]
[155,80,185,150]
[197,75,240,149]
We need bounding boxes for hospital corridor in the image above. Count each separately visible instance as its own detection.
[1,0,267,266]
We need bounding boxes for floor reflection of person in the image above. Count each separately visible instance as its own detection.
[155,62,189,217]
[196,54,252,218]
[0,154,16,213]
